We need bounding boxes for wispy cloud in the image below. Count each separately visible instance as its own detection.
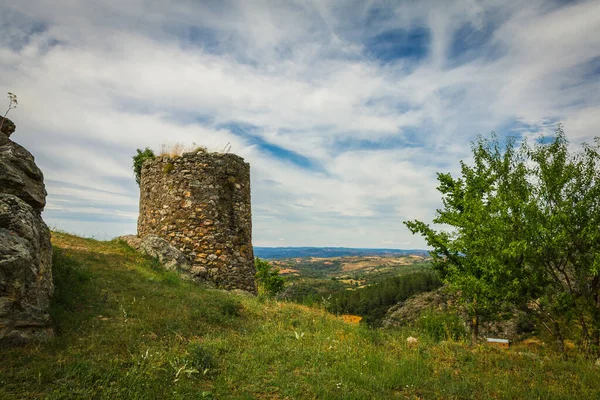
[1,0,598,245]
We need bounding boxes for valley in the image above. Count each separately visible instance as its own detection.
[263,252,438,326]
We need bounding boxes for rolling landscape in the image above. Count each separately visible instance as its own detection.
[254,247,429,259]
[2,0,600,399]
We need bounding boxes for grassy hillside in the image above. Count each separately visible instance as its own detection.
[1,233,599,399]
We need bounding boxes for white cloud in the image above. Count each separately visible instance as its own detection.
[1,0,599,247]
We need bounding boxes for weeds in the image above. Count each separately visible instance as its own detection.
[417,309,467,342]
[1,232,599,399]
[159,142,207,158]
[132,147,155,185]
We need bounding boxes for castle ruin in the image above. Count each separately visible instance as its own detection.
[137,150,256,293]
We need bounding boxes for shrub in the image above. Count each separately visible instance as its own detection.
[255,258,285,297]
[417,309,467,342]
[132,147,155,185]
[405,127,600,353]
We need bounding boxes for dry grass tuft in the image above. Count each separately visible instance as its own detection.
[159,143,207,158]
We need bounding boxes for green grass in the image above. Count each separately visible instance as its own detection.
[1,232,599,399]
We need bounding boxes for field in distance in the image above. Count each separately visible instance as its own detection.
[270,254,431,285]
[264,251,434,315]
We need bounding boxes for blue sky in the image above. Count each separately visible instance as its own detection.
[1,0,599,248]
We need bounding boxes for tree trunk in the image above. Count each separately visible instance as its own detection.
[472,314,480,342]
[593,279,600,358]
[554,321,567,360]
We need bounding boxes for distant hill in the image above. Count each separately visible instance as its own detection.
[253,246,429,259]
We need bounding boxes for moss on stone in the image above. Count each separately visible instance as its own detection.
[163,163,174,174]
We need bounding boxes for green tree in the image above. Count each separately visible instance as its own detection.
[525,130,600,355]
[132,147,155,185]
[405,127,600,355]
[405,133,535,340]
[255,258,285,297]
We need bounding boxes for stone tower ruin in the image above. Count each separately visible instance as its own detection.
[137,150,256,293]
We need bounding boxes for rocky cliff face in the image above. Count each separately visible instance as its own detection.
[0,119,54,345]
[0,116,16,138]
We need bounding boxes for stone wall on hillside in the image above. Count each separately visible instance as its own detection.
[0,117,54,345]
[137,150,256,293]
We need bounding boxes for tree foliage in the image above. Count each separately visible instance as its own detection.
[405,127,600,355]
[255,258,285,297]
[327,271,441,326]
[132,147,156,185]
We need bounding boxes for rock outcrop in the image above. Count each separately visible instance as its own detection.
[0,117,16,138]
[119,234,194,278]
[0,122,47,210]
[0,121,53,345]
[382,287,457,329]
[382,286,533,340]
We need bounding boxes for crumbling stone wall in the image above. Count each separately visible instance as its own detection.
[137,150,256,293]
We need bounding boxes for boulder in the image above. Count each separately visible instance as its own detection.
[0,194,53,344]
[0,124,53,345]
[119,234,142,250]
[0,130,47,210]
[119,234,193,273]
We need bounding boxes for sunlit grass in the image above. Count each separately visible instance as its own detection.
[0,231,598,399]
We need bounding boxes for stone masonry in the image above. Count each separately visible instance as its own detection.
[137,150,256,293]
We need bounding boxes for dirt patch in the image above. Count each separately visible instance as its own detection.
[341,256,418,272]
[340,279,365,286]
[339,315,362,324]
[279,268,300,276]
